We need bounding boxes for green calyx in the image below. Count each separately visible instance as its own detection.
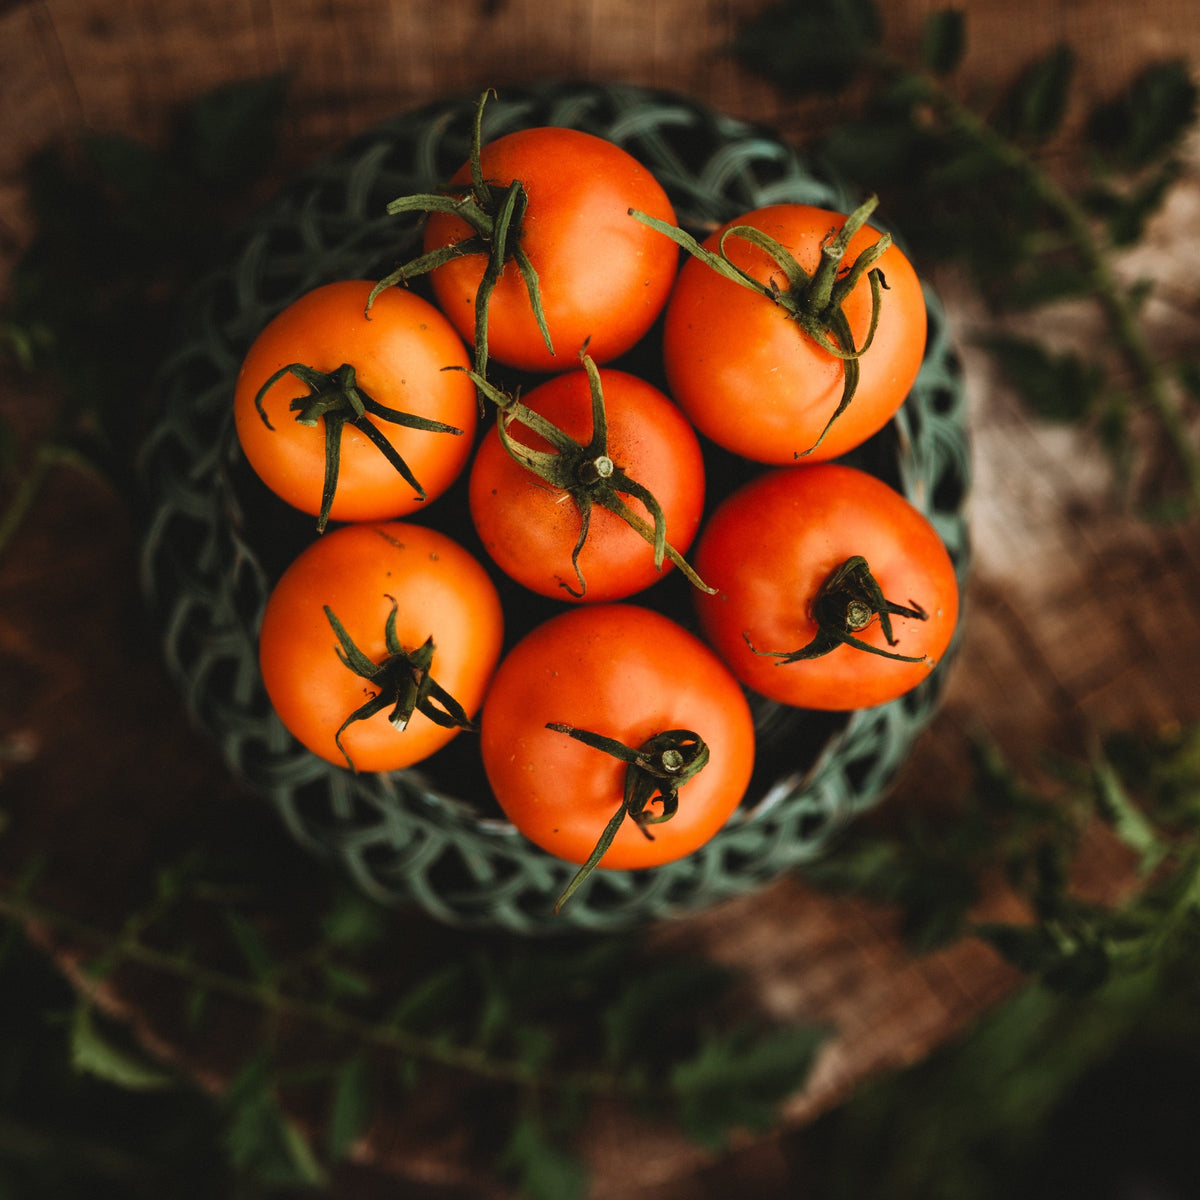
[630,194,892,456]
[323,598,476,773]
[461,352,714,598]
[367,90,554,379]
[254,361,463,533]
[545,724,710,913]
[745,555,931,665]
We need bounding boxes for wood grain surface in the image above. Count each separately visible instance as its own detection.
[3,0,1200,1196]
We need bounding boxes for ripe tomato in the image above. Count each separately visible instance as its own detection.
[479,604,756,875]
[258,521,503,772]
[692,464,958,710]
[422,126,679,372]
[234,281,477,530]
[468,363,707,601]
[661,202,926,463]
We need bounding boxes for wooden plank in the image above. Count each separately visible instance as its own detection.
[2,0,1200,1193]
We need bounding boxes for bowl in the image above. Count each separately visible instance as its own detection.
[139,82,971,934]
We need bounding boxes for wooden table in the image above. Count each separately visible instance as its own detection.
[3,1,1200,1195]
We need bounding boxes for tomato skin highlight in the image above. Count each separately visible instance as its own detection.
[692,464,959,710]
[480,605,756,870]
[662,204,926,463]
[424,127,679,372]
[234,281,477,523]
[468,367,706,602]
[258,521,503,772]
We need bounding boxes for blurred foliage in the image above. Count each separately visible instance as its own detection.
[799,956,1200,1200]
[0,933,246,1200]
[6,720,1200,1197]
[0,786,826,1199]
[4,13,1200,1199]
[790,722,1200,1199]
[0,74,289,557]
[735,0,1200,514]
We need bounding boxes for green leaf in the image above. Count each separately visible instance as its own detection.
[473,977,512,1051]
[319,885,390,950]
[512,1025,556,1075]
[603,958,733,1065]
[184,986,208,1032]
[804,830,980,952]
[1090,755,1168,876]
[320,961,375,1000]
[977,334,1105,422]
[223,1054,328,1187]
[670,1023,826,1150]
[815,106,930,190]
[69,1003,175,1092]
[498,1113,588,1200]
[1101,724,1200,832]
[972,922,1063,976]
[977,921,1112,995]
[174,73,290,190]
[1085,158,1183,247]
[326,1056,373,1162]
[1086,59,1199,171]
[1178,359,1200,402]
[0,320,49,375]
[922,9,966,77]
[81,131,182,224]
[731,0,882,97]
[275,1116,329,1188]
[223,911,277,984]
[997,44,1075,143]
[491,938,638,1021]
[396,1057,420,1093]
[1000,263,1099,310]
[386,962,468,1032]
[1112,159,1183,245]
[1095,396,1134,486]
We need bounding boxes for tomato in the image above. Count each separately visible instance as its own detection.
[421,125,679,372]
[479,604,756,876]
[691,464,958,710]
[660,201,926,463]
[258,521,503,772]
[468,362,707,601]
[234,281,477,531]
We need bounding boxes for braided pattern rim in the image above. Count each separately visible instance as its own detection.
[139,82,971,934]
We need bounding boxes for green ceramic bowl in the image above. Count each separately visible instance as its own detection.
[140,82,971,934]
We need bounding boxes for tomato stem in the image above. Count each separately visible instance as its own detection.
[450,353,715,598]
[367,90,555,380]
[253,360,463,533]
[745,554,933,666]
[629,196,893,455]
[544,724,710,913]
[323,598,476,772]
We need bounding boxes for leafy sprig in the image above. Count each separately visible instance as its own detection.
[734,0,1200,514]
[792,723,1200,1200]
[801,723,1200,997]
[0,846,826,1198]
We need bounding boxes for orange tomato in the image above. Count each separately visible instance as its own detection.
[468,366,706,601]
[663,203,926,463]
[234,281,477,527]
[692,464,959,710]
[480,605,755,870]
[423,127,679,372]
[259,521,503,772]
